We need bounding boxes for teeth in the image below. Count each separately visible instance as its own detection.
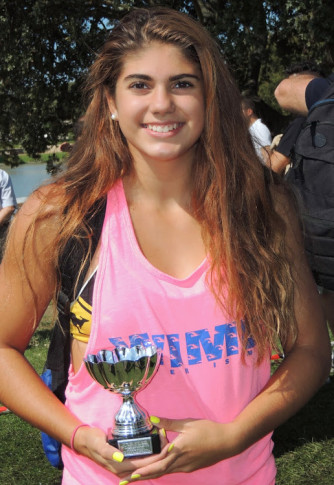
[146,123,179,133]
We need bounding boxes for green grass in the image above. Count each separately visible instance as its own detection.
[0,146,69,166]
[18,152,68,164]
[0,306,62,485]
[274,378,334,484]
[0,309,333,484]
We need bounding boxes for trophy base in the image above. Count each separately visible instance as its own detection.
[108,430,161,458]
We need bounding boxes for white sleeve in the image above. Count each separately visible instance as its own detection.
[250,120,272,147]
[0,172,17,208]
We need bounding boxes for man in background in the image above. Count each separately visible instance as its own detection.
[275,61,334,359]
[241,96,272,165]
[270,61,328,175]
[275,61,329,116]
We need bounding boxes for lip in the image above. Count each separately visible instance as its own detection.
[142,122,184,135]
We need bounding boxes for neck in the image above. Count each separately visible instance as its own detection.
[249,115,258,126]
[124,156,194,209]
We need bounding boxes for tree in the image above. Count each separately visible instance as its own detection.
[1,0,333,165]
[190,0,334,132]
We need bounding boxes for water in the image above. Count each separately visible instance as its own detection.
[0,163,51,203]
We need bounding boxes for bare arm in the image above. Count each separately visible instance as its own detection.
[230,190,330,449]
[0,189,167,478]
[0,190,80,446]
[274,74,315,115]
[260,146,271,166]
[268,150,290,175]
[121,189,331,481]
[0,205,15,225]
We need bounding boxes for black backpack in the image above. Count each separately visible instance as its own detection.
[40,199,106,468]
[287,75,334,290]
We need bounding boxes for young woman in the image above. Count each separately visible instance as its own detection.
[0,7,330,485]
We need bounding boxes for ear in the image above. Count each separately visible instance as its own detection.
[106,94,118,120]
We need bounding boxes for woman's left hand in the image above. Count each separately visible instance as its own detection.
[119,417,241,482]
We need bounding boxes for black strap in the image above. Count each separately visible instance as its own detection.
[44,198,107,395]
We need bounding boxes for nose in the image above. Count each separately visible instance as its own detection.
[150,85,175,114]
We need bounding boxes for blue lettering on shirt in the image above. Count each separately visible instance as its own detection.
[108,322,256,368]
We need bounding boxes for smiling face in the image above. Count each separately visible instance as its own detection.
[107,42,205,169]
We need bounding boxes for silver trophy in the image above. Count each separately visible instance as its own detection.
[84,343,162,457]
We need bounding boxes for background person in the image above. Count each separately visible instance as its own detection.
[0,8,330,485]
[269,61,327,176]
[0,168,17,259]
[269,117,305,175]
[241,96,272,165]
[275,61,334,346]
[275,60,329,116]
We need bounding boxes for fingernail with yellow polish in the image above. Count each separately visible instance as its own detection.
[150,415,160,424]
[119,481,129,485]
[168,443,175,453]
[131,474,141,480]
[113,451,124,463]
[160,428,166,438]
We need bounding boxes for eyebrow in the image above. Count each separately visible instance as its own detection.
[123,73,201,82]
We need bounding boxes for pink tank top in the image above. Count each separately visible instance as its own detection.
[62,180,276,485]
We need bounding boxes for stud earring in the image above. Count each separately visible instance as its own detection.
[111,113,117,121]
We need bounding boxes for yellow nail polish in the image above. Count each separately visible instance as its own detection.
[150,415,160,424]
[160,428,166,437]
[167,443,174,453]
[119,481,129,485]
[131,473,141,479]
[113,451,124,463]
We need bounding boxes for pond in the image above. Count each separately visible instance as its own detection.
[0,163,51,203]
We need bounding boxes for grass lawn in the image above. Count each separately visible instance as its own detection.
[18,152,68,164]
[0,307,333,484]
[0,305,62,484]
[0,149,68,164]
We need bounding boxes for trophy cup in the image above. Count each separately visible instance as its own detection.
[84,343,162,458]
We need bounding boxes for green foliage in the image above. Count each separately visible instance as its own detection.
[1,0,334,158]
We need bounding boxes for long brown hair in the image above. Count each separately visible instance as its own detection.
[19,7,297,360]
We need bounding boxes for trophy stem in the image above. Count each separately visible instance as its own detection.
[112,394,153,438]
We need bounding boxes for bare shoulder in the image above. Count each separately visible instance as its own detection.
[11,183,64,241]
[3,182,66,290]
[18,182,64,218]
[0,183,66,348]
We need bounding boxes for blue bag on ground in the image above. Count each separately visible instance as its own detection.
[40,368,63,469]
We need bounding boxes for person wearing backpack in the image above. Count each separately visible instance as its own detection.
[0,9,331,485]
[274,61,330,116]
[269,117,305,175]
[275,61,334,345]
[270,62,327,175]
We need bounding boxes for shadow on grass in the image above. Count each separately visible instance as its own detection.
[273,376,334,457]
[26,328,52,349]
